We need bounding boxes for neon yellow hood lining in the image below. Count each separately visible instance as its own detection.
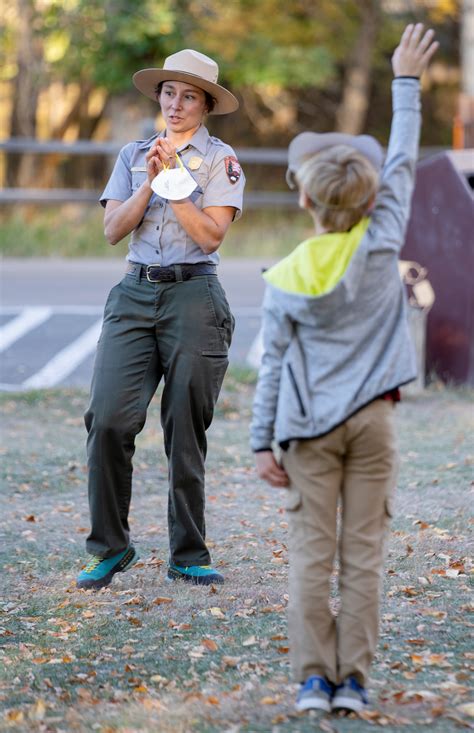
[263,217,370,296]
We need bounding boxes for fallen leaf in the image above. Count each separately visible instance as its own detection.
[242,635,258,647]
[133,685,148,693]
[128,616,143,627]
[150,674,168,684]
[458,703,474,717]
[152,596,173,605]
[407,639,426,645]
[6,710,24,723]
[413,520,431,529]
[222,656,240,667]
[201,638,218,652]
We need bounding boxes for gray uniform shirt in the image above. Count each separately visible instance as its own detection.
[100,125,245,265]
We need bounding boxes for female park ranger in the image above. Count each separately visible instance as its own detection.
[77,49,245,589]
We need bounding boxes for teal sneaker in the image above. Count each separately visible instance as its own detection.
[77,546,138,590]
[167,564,224,585]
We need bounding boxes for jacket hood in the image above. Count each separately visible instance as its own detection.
[263,217,370,323]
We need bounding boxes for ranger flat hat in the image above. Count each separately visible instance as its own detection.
[286,131,384,188]
[133,49,239,115]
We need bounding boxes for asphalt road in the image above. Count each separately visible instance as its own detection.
[0,257,274,391]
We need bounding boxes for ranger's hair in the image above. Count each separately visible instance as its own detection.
[296,145,379,232]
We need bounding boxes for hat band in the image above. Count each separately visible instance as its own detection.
[162,68,218,85]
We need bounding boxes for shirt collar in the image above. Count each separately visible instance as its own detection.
[137,133,159,151]
[178,125,209,155]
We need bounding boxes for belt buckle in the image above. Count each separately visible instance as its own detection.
[146,264,161,283]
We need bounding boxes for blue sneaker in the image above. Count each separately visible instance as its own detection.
[296,675,334,713]
[77,546,138,589]
[167,564,224,585]
[332,676,368,712]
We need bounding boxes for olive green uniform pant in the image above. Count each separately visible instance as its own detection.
[84,272,233,567]
[281,399,398,686]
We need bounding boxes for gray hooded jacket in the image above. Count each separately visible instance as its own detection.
[250,79,420,451]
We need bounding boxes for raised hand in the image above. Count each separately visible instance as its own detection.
[392,23,439,78]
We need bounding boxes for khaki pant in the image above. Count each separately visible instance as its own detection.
[281,399,398,686]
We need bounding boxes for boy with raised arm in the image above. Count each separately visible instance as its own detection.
[251,25,438,713]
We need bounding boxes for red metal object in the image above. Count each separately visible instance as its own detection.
[401,151,474,385]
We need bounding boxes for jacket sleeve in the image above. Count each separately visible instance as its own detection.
[250,288,293,452]
[368,78,421,253]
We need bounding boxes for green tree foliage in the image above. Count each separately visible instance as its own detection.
[41,0,177,91]
[0,0,462,148]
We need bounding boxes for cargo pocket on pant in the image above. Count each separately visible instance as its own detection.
[202,345,228,358]
[285,488,302,512]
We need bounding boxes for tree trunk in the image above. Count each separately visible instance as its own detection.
[335,0,380,135]
[7,0,44,187]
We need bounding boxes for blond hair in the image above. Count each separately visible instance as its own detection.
[295,144,379,232]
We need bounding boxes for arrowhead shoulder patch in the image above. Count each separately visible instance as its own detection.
[224,155,241,184]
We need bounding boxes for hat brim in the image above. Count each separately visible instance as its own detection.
[286,132,384,188]
[132,69,239,115]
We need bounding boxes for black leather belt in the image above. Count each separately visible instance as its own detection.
[126,262,217,282]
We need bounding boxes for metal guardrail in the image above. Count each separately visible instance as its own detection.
[0,138,450,205]
[0,138,289,164]
[0,187,298,208]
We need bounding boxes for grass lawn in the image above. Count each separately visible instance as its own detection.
[0,207,311,260]
[1,373,473,732]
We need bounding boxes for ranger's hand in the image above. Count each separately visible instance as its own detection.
[156,138,177,169]
[255,450,290,488]
[392,23,439,78]
[145,144,164,184]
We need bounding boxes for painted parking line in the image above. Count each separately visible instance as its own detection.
[0,307,52,352]
[22,319,103,389]
[0,305,263,390]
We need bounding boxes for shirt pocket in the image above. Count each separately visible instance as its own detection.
[131,169,164,223]
[131,169,147,192]
[187,167,207,207]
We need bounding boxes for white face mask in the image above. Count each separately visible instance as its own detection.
[151,156,198,201]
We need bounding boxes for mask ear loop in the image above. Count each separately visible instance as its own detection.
[161,155,182,173]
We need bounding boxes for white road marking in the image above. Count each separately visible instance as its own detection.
[0,307,52,352]
[0,305,264,390]
[22,319,103,389]
[0,305,103,316]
